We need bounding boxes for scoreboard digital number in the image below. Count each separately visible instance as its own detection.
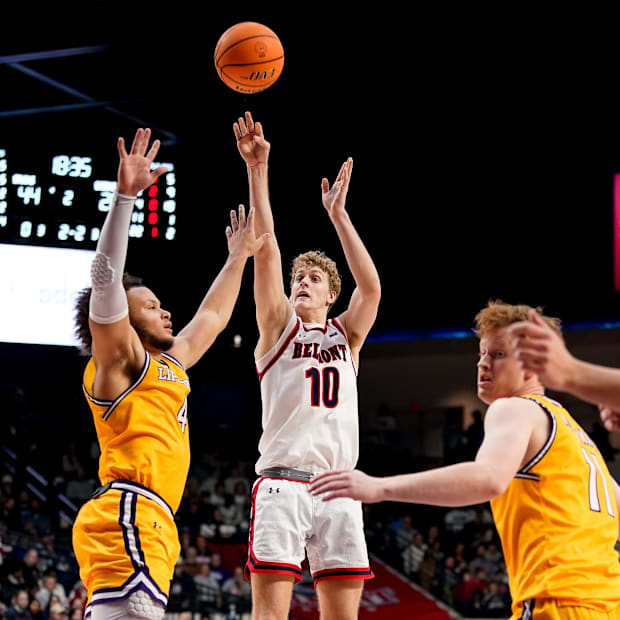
[0,146,177,248]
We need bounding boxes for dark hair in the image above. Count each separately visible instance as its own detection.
[73,272,144,356]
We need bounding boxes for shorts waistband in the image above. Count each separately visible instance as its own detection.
[260,467,315,482]
[91,479,174,519]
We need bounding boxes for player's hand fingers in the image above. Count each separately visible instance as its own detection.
[128,128,144,155]
[117,137,128,159]
[230,209,239,232]
[237,204,246,229]
[237,116,248,135]
[146,139,161,163]
[233,123,242,140]
[225,226,233,239]
[309,472,349,494]
[321,178,329,194]
[255,121,264,137]
[150,166,169,183]
[245,111,255,132]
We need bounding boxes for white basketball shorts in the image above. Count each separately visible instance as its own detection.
[244,476,374,586]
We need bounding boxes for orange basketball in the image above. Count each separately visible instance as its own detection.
[214,22,284,94]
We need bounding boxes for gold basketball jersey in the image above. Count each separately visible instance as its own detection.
[82,351,191,513]
[491,394,620,613]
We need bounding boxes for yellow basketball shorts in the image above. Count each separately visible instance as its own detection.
[513,598,620,620]
[72,480,180,618]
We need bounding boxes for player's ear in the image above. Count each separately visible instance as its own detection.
[327,290,337,305]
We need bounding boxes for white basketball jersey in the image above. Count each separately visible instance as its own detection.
[255,311,359,474]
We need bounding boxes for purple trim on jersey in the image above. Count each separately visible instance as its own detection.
[161,352,185,370]
[89,575,167,609]
[517,396,557,476]
[108,480,174,519]
[257,318,301,382]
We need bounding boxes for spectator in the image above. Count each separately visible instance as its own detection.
[483,542,503,579]
[28,598,44,620]
[209,482,228,508]
[22,500,51,538]
[224,467,249,496]
[194,563,220,608]
[5,589,30,620]
[468,544,488,577]
[21,549,41,591]
[48,602,68,620]
[418,549,438,594]
[209,553,232,588]
[34,574,67,611]
[1,498,23,531]
[394,515,416,552]
[61,443,82,478]
[402,533,427,582]
[437,556,459,606]
[2,559,27,605]
[452,570,476,615]
[222,566,251,599]
[182,546,199,576]
[481,580,511,618]
[194,535,211,566]
[168,563,196,612]
[64,468,95,505]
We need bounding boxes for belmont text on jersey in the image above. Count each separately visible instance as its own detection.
[292,341,348,364]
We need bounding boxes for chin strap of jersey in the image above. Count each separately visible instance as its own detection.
[89,191,136,325]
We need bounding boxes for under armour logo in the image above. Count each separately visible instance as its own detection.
[269,487,280,494]
[329,332,337,337]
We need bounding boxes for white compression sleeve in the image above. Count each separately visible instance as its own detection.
[89,191,136,324]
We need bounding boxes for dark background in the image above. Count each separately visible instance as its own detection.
[3,3,620,345]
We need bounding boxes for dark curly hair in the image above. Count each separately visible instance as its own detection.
[74,273,145,356]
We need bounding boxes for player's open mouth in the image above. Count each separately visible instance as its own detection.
[479,375,492,384]
[297,292,310,299]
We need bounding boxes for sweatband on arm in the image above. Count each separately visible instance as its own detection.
[89,191,136,324]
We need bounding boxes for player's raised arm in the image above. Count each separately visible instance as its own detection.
[88,129,168,379]
[323,158,381,359]
[234,111,291,355]
[509,309,620,414]
[170,205,266,369]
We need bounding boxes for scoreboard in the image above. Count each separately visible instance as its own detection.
[0,145,177,248]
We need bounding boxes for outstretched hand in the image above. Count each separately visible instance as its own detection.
[322,158,353,216]
[225,205,269,258]
[507,309,575,391]
[308,469,384,503]
[233,111,270,168]
[117,128,168,196]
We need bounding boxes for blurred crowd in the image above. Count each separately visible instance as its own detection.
[0,381,514,618]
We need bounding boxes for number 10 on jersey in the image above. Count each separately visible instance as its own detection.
[305,367,340,408]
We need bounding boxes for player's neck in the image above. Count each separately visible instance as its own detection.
[297,308,329,326]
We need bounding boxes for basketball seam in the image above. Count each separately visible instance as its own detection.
[215,35,280,65]
[218,55,284,71]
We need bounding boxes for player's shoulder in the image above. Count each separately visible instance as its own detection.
[485,396,547,425]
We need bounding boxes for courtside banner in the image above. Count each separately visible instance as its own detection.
[290,555,454,619]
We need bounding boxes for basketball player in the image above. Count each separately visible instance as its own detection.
[233,111,381,619]
[72,128,265,620]
[508,309,620,431]
[310,301,620,620]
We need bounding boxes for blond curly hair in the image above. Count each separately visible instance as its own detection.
[290,251,342,311]
[474,299,563,339]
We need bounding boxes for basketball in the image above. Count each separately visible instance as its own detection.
[214,22,284,94]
